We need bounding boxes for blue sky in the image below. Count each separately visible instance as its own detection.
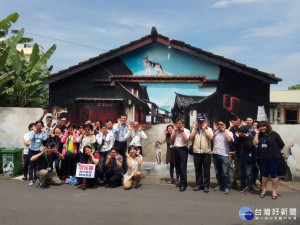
[1,0,300,89]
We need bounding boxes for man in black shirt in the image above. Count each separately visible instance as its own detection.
[228,117,240,189]
[30,143,65,188]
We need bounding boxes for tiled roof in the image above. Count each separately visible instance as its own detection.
[175,92,206,109]
[43,27,281,84]
[270,90,300,104]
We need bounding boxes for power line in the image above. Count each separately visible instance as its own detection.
[24,31,107,52]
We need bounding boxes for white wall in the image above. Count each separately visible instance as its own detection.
[272,125,300,156]
[189,110,197,129]
[0,107,59,148]
[0,107,44,148]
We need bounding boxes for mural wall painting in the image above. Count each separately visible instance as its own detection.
[143,56,167,75]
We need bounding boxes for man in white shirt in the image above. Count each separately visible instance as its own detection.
[125,121,147,155]
[212,120,233,194]
[113,114,130,171]
[171,118,190,192]
[96,124,115,169]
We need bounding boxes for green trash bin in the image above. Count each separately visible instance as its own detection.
[1,148,23,177]
[0,148,4,173]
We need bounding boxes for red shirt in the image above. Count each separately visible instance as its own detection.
[83,152,100,164]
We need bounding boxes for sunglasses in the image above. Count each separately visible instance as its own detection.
[217,124,223,126]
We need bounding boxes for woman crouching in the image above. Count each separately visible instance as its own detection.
[124,145,143,190]
[78,145,100,190]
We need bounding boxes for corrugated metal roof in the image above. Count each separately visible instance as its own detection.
[270,90,300,103]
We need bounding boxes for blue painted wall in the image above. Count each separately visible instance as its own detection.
[120,43,220,78]
[120,43,219,110]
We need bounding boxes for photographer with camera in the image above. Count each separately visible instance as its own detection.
[30,143,64,189]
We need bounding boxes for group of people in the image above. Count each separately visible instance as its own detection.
[161,115,285,200]
[22,110,285,199]
[22,111,144,190]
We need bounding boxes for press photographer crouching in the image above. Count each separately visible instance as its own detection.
[30,143,65,189]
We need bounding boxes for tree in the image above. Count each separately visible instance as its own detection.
[288,84,300,90]
[0,12,56,107]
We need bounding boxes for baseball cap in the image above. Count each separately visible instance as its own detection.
[197,115,205,121]
[238,125,249,133]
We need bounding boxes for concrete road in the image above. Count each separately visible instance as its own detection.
[1,178,299,225]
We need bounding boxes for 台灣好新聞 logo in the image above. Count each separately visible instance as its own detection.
[239,206,254,220]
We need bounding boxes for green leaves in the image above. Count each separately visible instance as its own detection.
[0,12,19,38]
[28,43,41,68]
[0,13,55,108]
[288,84,300,90]
[28,44,56,78]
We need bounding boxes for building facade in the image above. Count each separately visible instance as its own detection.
[43,27,281,125]
[270,90,300,124]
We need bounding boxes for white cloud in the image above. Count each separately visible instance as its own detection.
[211,0,261,8]
[209,46,249,57]
[262,52,300,88]
[244,2,300,37]
[244,20,300,37]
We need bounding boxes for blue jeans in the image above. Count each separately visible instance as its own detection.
[174,147,188,188]
[28,149,39,180]
[213,154,230,192]
[238,157,253,189]
[55,158,60,177]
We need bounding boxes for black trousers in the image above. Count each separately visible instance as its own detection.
[28,149,39,180]
[99,151,109,171]
[23,154,29,178]
[63,156,76,178]
[174,147,188,188]
[193,153,211,188]
[105,168,123,186]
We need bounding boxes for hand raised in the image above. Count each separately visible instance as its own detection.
[235,131,239,137]
[41,147,46,153]
[53,147,58,154]
[201,122,207,130]
[193,123,199,130]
